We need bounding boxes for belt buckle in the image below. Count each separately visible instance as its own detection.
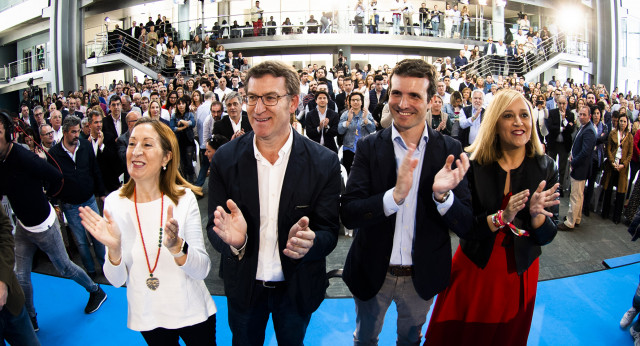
[262,281,276,288]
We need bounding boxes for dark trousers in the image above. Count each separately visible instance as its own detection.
[0,306,40,346]
[195,148,210,187]
[602,170,625,222]
[228,283,311,346]
[141,314,216,346]
[548,141,569,190]
[342,149,355,175]
[628,160,640,199]
[179,143,195,182]
[583,160,601,212]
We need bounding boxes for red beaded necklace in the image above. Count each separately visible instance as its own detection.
[134,187,164,291]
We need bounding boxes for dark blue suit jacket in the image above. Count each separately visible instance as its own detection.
[341,126,473,301]
[207,130,340,315]
[305,108,339,154]
[570,121,597,180]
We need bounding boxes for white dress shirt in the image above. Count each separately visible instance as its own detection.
[52,127,63,144]
[316,106,328,145]
[229,116,243,134]
[112,115,123,137]
[459,106,483,145]
[253,127,294,281]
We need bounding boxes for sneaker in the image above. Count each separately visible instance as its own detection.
[84,285,107,314]
[631,325,640,341]
[30,314,39,332]
[623,307,639,329]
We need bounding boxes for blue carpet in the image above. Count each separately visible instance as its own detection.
[30,262,640,345]
[604,253,640,268]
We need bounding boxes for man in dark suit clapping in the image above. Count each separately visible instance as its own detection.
[207,61,340,345]
[305,90,339,153]
[213,92,252,141]
[341,59,472,345]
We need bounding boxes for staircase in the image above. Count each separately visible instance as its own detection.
[452,33,589,83]
[84,31,183,78]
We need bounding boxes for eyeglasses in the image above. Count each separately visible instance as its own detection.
[42,131,54,136]
[245,94,290,106]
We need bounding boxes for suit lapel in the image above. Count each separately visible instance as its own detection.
[377,128,398,190]
[278,131,305,245]
[237,134,261,241]
[418,126,442,194]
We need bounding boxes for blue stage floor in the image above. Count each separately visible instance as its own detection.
[31,262,640,345]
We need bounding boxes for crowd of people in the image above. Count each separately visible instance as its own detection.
[101,0,563,80]
[3,50,640,345]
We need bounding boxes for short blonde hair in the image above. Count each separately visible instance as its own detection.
[466,89,544,164]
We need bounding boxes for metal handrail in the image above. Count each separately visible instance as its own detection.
[0,50,48,82]
[90,30,198,77]
[448,33,588,79]
[85,9,512,42]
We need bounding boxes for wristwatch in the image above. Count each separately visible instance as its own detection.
[435,190,451,203]
[171,240,189,258]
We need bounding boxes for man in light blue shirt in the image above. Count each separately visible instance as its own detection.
[341,59,473,345]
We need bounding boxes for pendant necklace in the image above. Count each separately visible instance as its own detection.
[134,187,164,291]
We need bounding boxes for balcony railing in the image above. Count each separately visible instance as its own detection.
[87,30,183,77]
[451,33,589,79]
[0,52,48,82]
[87,10,514,43]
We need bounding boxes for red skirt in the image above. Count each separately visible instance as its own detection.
[424,229,539,346]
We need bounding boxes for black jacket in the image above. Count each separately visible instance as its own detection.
[341,126,473,301]
[48,138,105,204]
[207,131,340,315]
[547,108,575,152]
[212,116,253,142]
[305,108,339,154]
[461,155,559,275]
[102,113,128,192]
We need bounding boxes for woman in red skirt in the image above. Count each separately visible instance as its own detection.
[425,89,560,345]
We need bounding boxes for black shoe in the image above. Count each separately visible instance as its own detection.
[85,285,107,314]
[30,314,39,332]
[557,223,573,231]
[563,217,580,227]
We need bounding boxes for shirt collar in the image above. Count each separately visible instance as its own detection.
[253,125,294,165]
[62,138,80,155]
[391,120,429,150]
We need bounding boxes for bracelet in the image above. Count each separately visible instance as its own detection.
[490,210,506,228]
[507,223,530,237]
[497,210,506,227]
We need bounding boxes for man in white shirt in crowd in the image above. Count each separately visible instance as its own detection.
[214,77,233,106]
[436,80,451,105]
[49,110,64,144]
[459,89,485,147]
